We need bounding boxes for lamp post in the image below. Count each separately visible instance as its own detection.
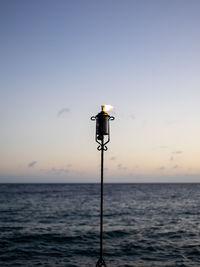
[91,105,115,267]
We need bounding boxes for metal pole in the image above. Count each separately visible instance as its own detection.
[96,136,107,267]
[100,137,104,261]
[91,108,115,267]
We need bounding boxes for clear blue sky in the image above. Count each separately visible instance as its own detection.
[1,0,200,182]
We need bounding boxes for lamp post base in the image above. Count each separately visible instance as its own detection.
[96,258,107,267]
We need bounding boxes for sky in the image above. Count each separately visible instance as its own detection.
[1,0,200,183]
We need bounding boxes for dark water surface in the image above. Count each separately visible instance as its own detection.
[0,183,200,266]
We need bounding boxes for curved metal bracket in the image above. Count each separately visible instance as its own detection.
[91,116,96,121]
[109,116,115,121]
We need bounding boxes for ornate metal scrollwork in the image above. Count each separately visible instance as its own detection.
[91,114,114,151]
[96,258,107,267]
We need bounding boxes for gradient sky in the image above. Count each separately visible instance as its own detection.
[1,0,200,183]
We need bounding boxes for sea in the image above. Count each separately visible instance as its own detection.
[0,183,200,267]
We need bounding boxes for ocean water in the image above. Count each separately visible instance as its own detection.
[0,183,200,267]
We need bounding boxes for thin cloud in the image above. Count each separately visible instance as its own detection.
[170,151,183,161]
[172,151,183,154]
[57,108,70,117]
[158,166,165,171]
[110,157,116,161]
[117,163,127,170]
[28,161,37,168]
[50,168,69,176]
[173,165,179,169]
